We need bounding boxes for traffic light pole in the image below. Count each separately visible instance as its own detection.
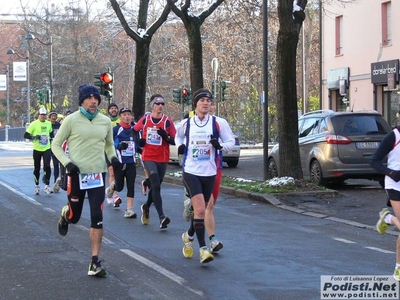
[212,58,219,115]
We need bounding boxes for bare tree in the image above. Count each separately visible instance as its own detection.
[109,0,172,120]
[167,0,224,98]
[276,0,307,179]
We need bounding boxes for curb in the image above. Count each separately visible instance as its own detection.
[163,175,398,236]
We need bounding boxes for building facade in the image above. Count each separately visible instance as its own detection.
[322,0,400,127]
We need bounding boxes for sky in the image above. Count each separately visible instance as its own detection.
[0,0,111,16]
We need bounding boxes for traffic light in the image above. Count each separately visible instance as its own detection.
[100,72,113,100]
[220,81,231,101]
[181,88,188,103]
[186,88,192,106]
[94,71,113,100]
[36,89,49,105]
[94,73,104,95]
[36,89,45,104]
[173,88,181,103]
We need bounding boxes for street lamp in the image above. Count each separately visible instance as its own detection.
[7,48,30,124]
[25,33,53,108]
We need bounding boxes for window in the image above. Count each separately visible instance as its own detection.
[299,118,319,137]
[335,16,343,55]
[382,2,392,46]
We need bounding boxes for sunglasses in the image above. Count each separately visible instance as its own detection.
[154,102,165,106]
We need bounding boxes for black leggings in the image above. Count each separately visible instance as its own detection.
[33,149,51,185]
[143,161,167,218]
[65,173,106,229]
[51,151,60,182]
[114,163,136,198]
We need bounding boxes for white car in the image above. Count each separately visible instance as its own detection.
[170,134,241,168]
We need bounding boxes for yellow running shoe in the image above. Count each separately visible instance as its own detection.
[182,231,194,258]
[199,247,213,264]
[376,208,390,234]
[141,204,150,225]
[394,266,400,281]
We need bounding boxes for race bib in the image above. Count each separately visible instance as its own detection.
[192,141,211,161]
[39,135,49,146]
[146,127,162,146]
[79,173,104,190]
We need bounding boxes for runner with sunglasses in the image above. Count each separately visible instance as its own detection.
[133,94,176,229]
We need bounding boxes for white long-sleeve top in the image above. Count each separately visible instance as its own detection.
[175,114,235,176]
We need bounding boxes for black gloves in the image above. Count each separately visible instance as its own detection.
[389,169,400,182]
[111,157,122,170]
[118,142,128,151]
[210,135,223,150]
[137,138,146,147]
[136,148,142,154]
[66,162,80,175]
[157,128,169,141]
[178,144,186,155]
[34,135,41,140]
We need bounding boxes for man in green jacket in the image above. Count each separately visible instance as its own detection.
[24,107,53,195]
[51,84,121,277]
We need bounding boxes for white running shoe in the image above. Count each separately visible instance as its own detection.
[34,185,40,195]
[124,209,137,218]
[183,198,193,222]
[53,177,62,194]
[106,182,115,199]
[44,185,51,194]
[141,180,148,196]
[210,238,224,253]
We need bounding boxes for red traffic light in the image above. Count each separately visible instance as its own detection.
[100,72,113,84]
[181,88,188,98]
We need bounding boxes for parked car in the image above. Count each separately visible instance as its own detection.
[169,121,241,168]
[267,109,392,186]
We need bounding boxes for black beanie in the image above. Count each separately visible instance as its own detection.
[192,88,213,108]
[78,84,101,106]
[108,103,118,111]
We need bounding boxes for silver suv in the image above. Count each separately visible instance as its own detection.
[267,110,392,186]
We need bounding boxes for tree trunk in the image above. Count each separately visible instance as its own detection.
[186,20,204,108]
[133,40,150,120]
[276,0,307,179]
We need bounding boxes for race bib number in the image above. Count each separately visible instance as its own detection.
[39,135,49,146]
[122,141,135,156]
[146,127,162,146]
[192,141,211,161]
[79,173,104,190]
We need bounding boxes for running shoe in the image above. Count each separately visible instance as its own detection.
[113,195,122,208]
[376,208,390,234]
[199,247,214,264]
[141,180,148,196]
[105,182,115,199]
[34,185,40,195]
[53,177,62,194]
[124,209,137,218]
[160,216,170,229]
[88,260,107,276]
[182,231,194,258]
[58,205,69,236]
[210,237,224,253]
[106,197,113,205]
[44,185,51,194]
[141,204,150,225]
[394,267,400,281]
[183,198,193,222]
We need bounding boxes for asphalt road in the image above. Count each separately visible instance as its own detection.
[0,150,398,300]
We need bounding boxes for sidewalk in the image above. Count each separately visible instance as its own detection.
[0,141,33,151]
